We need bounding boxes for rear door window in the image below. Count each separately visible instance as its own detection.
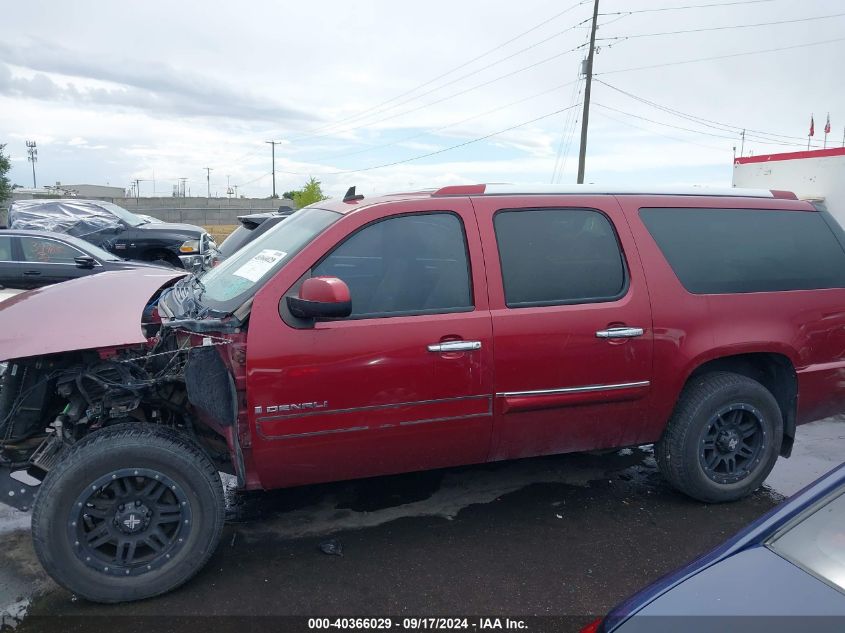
[494,208,627,307]
[640,208,845,294]
[313,212,473,318]
[0,236,13,261]
[20,237,85,264]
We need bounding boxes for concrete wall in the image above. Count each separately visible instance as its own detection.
[733,148,845,226]
[116,197,295,225]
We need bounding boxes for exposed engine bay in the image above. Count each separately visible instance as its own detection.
[0,280,247,511]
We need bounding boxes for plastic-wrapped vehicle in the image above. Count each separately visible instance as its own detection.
[2,184,845,603]
[7,199,217,271]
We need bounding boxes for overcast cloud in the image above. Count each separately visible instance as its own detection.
[2,0,843,198]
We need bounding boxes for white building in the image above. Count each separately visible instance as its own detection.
[733,147,845,223]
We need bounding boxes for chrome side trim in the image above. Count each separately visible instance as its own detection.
[497,380,650,398]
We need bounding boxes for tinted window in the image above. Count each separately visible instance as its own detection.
[0,236,12,262]
[20,237,84,264]
[494,208,626,307]
[640,208,845,294]
[313,212,472,317]
[218,216,285,257]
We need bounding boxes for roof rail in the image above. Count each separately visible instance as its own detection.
[432,184,787,199]
[432,184,487,196]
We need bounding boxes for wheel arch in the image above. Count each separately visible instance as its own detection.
[140,248,183,268]
[681,351,798,457]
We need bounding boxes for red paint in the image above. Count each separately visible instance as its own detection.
[300,276,350,303]
[0,269,184,361]
[769,190,798,200]
[734,146,845,165]
[9,189,845,494]
[233,189,845,491]
[432,184,487,196]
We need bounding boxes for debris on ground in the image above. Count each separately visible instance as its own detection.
[319,539,343,556]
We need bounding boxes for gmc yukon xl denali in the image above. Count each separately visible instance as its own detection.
[1,184,844,602]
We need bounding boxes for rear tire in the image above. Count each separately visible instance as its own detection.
[656,372,782,503]
[32,424,224,603]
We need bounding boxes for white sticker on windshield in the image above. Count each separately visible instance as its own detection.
[232,249,287,282]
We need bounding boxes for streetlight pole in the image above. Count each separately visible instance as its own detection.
[265,140,281,198]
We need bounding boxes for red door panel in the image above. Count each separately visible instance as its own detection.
[472,194,654,460]
[246,198,493,490]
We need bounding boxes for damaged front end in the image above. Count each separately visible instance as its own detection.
[0,271,248,511]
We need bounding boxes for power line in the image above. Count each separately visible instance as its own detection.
[600,0,777,15]
[595,79,827,145]
[592,102,804,147]
[291,42,587,143]
[597,12,845,41]
[593,108,726,151]
[290,32,590,143]
[260,103,580,178]
[287,1,590,139]
[597,36,845,75]
[304,78,579,163]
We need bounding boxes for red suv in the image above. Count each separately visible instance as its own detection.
[2,184,845,602]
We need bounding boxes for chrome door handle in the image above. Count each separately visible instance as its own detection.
[596,327,644,339]
[427,340,482,353]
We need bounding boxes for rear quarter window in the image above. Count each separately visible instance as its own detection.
[640,208,845,294]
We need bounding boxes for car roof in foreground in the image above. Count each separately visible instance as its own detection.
[311,184,806,215]
[604,463,845,631]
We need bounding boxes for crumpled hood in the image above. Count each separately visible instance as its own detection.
[0,269,186,361]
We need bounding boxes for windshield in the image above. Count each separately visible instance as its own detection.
[199,207,340,312]
[768,488,845,594]
[96,201,147,227]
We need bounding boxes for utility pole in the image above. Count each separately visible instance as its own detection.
[203,167,213,199]
[265,140,281,198]
[178,178,187,198]
[576,0,599,185]
[133,178,142,200]
[740,129,746,157]
[25,141,38,188]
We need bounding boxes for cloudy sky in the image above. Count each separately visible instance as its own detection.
[2,0,843,199]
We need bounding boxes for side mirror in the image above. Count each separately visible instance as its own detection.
[287,277,351,319]
[75,255,96,269]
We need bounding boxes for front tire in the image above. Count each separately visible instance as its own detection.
[656,372,783,503]
[32,424,224,603]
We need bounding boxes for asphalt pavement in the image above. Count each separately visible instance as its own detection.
[0,417,841,632]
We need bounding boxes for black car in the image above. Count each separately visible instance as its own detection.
[7,199,217,271]
[212,207,294,264]
[0,230,172,289]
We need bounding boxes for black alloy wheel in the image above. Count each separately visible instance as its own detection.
[71,468,192,577]
[698,404,767,485]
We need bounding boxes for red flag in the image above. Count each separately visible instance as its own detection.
[825,114,831,134]
[809,115,815,137]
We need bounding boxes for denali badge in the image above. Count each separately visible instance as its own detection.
[254,401,329,415]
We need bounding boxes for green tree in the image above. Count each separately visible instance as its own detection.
[0,144,11,204]
[291,177,329,208]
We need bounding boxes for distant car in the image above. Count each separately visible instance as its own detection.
[7,199,217,271]
[0,230,172,289]
[212,207,294,265]
[586,462,845,633]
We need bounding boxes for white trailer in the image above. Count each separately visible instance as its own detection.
[733,147,845,225]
